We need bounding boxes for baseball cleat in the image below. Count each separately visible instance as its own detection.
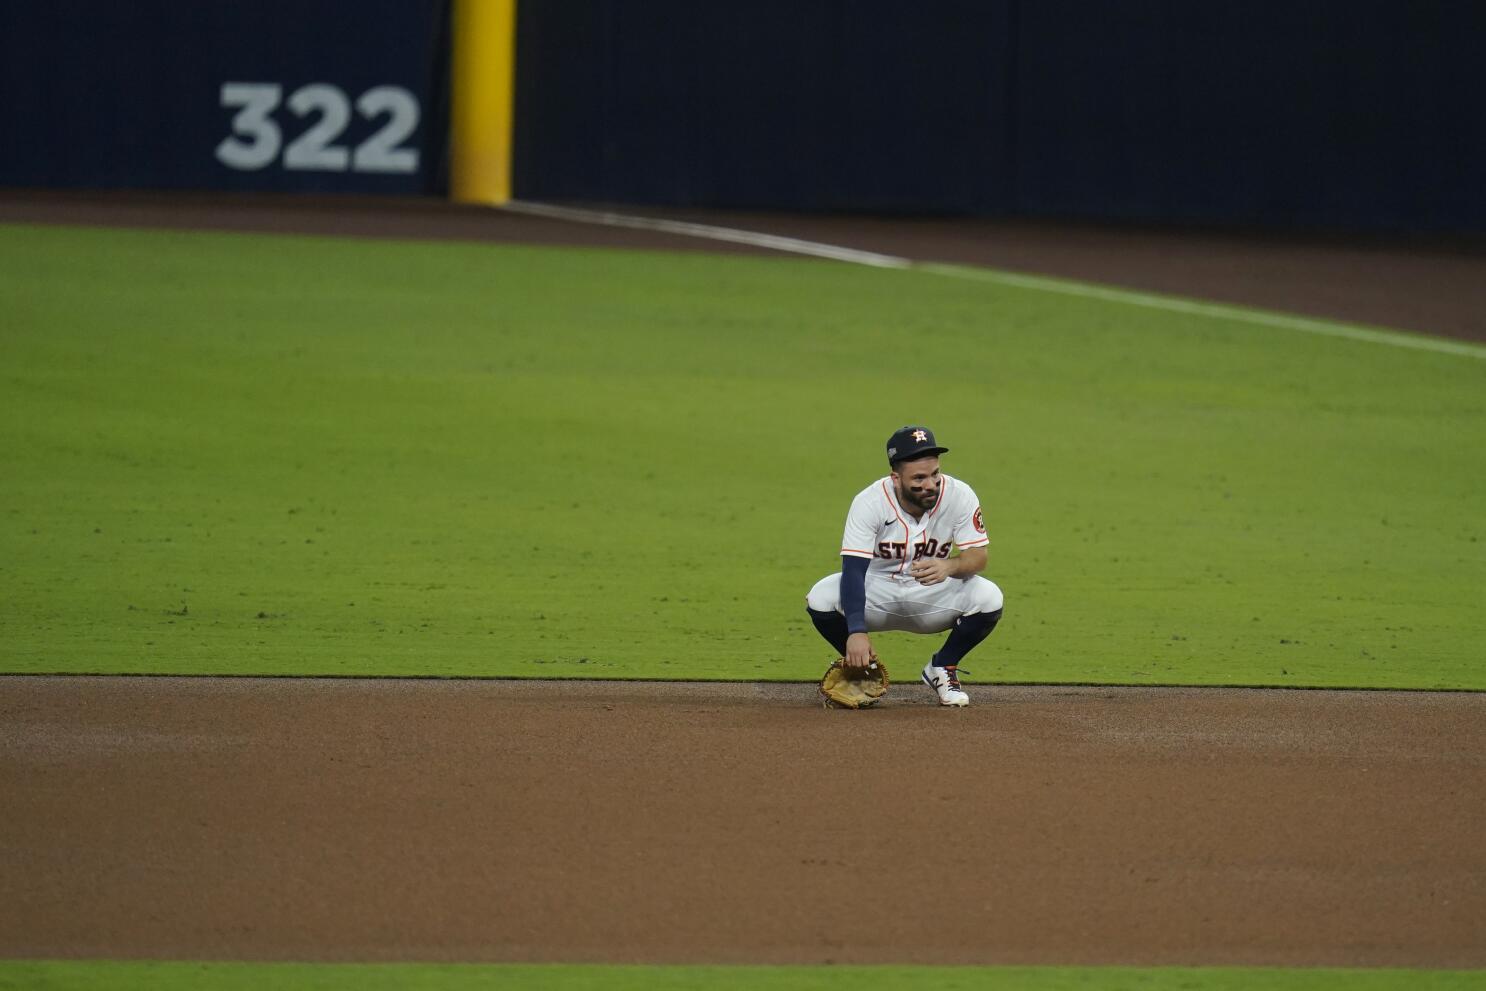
[921,660,970,706]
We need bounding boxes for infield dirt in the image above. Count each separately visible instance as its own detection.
[2,676,1483,967]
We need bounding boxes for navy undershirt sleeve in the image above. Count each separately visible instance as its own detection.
[841,555,869,635]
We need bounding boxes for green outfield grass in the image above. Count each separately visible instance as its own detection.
[2,222,1483,687]
[4,962,1485,991]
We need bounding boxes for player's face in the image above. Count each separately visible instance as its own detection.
[894,457,942,512]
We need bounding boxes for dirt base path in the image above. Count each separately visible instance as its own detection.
[3,677,1482,967]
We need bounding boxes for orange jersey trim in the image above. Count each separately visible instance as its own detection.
[879,480,912,576]
[956,537,990,549]
[841,548,875,559]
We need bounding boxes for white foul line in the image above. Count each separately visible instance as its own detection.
[504,200,1486,361]
[503,200,912,269]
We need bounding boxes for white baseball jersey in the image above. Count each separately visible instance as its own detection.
[840,473,988,580]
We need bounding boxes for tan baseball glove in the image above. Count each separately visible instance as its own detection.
[818,658,889,709]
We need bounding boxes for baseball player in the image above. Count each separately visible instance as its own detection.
[805,426,1004,706]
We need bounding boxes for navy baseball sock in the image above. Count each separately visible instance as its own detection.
[807,608,850,655]
[934,608,1003,667]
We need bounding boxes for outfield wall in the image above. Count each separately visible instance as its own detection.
[4,1,1482,232]
[513,0,1485,232]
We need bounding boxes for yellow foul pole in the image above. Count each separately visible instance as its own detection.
[450,0,517,204]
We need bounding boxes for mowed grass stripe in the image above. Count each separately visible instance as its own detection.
[918,262,1486,360]
[507,201,1486,359]
[2,223,1482,686]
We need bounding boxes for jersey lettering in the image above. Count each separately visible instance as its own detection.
[908,538,955,560]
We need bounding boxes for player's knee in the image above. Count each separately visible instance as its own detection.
[965,578,1003,617]
[805,574,843,614]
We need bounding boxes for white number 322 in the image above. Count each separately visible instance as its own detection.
[216,82,421,174]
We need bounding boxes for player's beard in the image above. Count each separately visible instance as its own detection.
[899,481,939,513]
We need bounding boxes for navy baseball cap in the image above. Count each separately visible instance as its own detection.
[886,425,948,464]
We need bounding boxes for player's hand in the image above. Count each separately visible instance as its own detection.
[844,632,877,670]
[909,558,953,585]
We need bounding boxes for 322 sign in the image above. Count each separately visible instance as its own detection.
[216,82,421,174]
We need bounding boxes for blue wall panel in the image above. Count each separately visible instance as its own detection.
[1010,2,1486,230]
[0,1,447,194]
[513,0,1014,213]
